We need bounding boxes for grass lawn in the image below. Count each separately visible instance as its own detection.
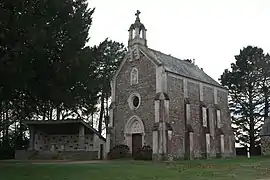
[1,157,270,180]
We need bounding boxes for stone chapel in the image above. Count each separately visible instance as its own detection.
[106,11,236,160]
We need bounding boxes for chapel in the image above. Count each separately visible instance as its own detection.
[106,10,236,160]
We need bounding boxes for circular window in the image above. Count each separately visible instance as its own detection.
[133,96,140,108]
[128,93,141,110]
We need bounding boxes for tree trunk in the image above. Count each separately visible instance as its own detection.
[91,111,94,127]
[264,90,269,119]
[4,107,9,147]
[14,118,18,149]
[248,86,256,156]
[49,107,53,120]
[98,90,105,135]
[17,119,24,150]
[105,93,109,129]
[0,102,2,132]
[56,106,61,120]
[249,117,255,156]
[42,108,46,120]
[106,94,109,117]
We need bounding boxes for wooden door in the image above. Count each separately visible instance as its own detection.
[132,134,142,156]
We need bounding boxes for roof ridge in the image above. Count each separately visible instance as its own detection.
[148,48,195,64]
[147,47,224,88]
[148,48,183,60]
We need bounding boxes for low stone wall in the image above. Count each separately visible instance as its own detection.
[32,151,59,160]
[15,150,37,160]
[261,136,270,155]
[15,150,99,160]
[60,151,99,160]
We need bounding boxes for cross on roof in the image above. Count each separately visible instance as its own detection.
[135,10,141,19]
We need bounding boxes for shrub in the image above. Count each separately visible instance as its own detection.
[107,144,131,160]
[134,145,153,161]
[0,146,15,160]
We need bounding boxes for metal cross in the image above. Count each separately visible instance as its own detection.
[135,10,141,19]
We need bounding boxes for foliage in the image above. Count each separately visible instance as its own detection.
[0,146,14,160]
[0,0,101,158]
[92,39,126,134]
[0,123,29,159]
[133,145,153,161]
[0,0,96,113]
[220,45,270,155]
[107,144,131,160]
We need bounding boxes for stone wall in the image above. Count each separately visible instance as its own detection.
[113,54,156,149]
[93,134,106,159]
[261,136,270,155]
[203,86,215,158]
[15,150,37,160]
[166,73,235,159]
[59,151,99,160]
[217,89,235,157]
[187,80,202,158]
[19,131,105,160]
[34,132,94,151]
[167,75,185,158]
[15,150,99,160]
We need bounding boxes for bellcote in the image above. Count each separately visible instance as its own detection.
[128,10,147,48]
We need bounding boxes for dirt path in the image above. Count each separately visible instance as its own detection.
[33,160,109,164]
[0,159,109,165]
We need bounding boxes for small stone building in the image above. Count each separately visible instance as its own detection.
[106,11,236,160]
[16,119,106,160]
[261,117,270,155]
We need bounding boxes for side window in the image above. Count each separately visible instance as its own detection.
[130,68,138,85]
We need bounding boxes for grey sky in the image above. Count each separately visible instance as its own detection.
[88,0,270,81]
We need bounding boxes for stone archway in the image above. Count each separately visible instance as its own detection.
[124,115,145,155]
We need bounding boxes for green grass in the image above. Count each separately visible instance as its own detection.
[1,157,270,180]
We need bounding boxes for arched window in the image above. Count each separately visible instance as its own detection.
[130,68,138,85]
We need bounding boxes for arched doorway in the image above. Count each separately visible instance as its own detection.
[124,115,145,156]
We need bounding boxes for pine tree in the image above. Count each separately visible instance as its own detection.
[92,38,127,134]
[220,46,267,155]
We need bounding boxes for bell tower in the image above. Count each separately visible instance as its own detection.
[128,10,147,48]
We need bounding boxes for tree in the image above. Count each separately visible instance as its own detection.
[0,0,98,118]
[93,39,127,134]
[220,46,269,155]
[0,0,99,157]
[255,53,270,119]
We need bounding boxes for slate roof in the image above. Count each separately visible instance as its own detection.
[147,48,224,88]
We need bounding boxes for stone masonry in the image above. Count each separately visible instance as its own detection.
[261,117,270,155]
[113,55,156,147]
[19,119,106,160]
[106,10,236,160]
[33,132,95,151]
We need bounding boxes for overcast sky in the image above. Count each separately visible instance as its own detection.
[87,0,270,81]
